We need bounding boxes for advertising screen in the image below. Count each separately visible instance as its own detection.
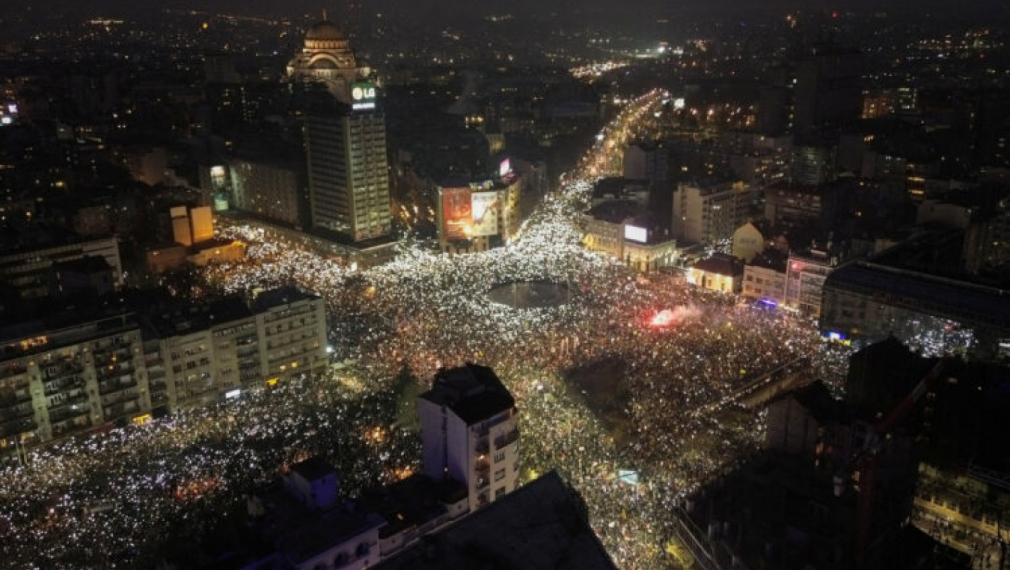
[471,191,499,237]
[441,187,472,240]
[351,81,377,111]
[624,225,647,243]
[499,158,511,178]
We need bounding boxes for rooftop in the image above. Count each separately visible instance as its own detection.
[419,363,515,425]
[694,253,744,276]
[290,456,336,483]
[372,471,618,570]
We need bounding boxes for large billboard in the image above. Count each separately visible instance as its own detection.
[441,187,472,240]
[471,191,499,237]
[624,225,647,243]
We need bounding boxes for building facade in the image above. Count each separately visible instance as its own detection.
[305,103,392,242]
[0,235,122,300]
[673,180,755,245]
[418,364,520,511]
[785,250,840,316]
[0,288,328,448]
[229,155,308,228]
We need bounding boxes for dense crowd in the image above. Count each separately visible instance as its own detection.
[2,90,849,570]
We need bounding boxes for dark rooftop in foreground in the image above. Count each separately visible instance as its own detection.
[420,363,515,425]
[372,471,618,570]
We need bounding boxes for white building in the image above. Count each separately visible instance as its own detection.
[785,250,841,317]
[418,364,520,510]
[673,180,755,245]
[742,251,788,306]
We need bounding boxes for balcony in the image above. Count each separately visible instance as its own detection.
[0,387,32,406]
[41,360,85,381]
[475,457,490,474]
[103,399,140,420]
[102,387,140,407]
[495,428,519,450]
[51,417,90,438]
[48,402,90,424]
[1,416,37,438]
[474,438,489,455]
[0,402,34,422]
[44,375,86,396]
[99,375,138,395]
[96,361,132,382]
[475,476,490,491]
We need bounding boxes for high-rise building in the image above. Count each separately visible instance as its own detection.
[793,45,863,136]
[417,364,520,511]
[304,96,392,242]
[673,180,756,245]
[229,153,309,229]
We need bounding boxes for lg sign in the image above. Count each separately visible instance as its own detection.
[351,83,377,110]
[352,85,376,101]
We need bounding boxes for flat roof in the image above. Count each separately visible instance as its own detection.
[372,471,618,570]
[825,262,1010,328]
[419,364,515,425]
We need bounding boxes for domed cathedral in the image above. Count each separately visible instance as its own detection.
[286,13,362,103]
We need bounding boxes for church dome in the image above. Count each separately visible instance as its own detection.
[305,21,345,42]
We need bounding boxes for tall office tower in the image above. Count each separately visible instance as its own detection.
[793,45,863,136]
[417,364,520,511]
[304,91,392,242]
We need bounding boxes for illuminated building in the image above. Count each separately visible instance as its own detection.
[0,309,150,446]
[0,234,122,300]
[435,174,523,254]
[688,253,744,293]
[763,181,834,228]
[229,153,309,229]
[170,205,214,247]
[742,250,788,306]
[583,200,677,272]
[791,144,837,186]
[304,91,392,242]
[673,180,755,245]
[286,17,362,104]
[418,364,520,511]
[0,288,327,446]
[785,249,840,317]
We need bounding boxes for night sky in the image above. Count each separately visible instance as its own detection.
[6,0,1008,19]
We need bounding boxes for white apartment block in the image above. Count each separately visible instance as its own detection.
[673,181,755,245]
[418,364,520,510]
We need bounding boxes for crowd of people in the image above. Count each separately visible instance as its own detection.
[2,90,850,569]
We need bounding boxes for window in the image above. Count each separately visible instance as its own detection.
[493,451,506,463]
[495,487,506,500]
[494,468,506,482]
